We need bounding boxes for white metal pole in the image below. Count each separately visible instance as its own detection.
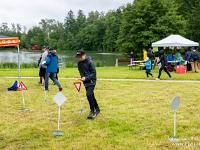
[174,111,176,138]
[58,106,60,131]
[78,92,82,110]
[22,90,25,108]
[17,45,21,83]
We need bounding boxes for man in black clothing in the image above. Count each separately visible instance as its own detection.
[75,49,100,119]
[156,49,171,80]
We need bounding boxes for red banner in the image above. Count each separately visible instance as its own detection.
[0,37,19,47]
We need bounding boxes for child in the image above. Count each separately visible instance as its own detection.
[75,49,100,119]
[145,56,153,78]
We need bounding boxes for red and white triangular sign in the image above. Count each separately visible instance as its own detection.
[73,82,81,92]
[18,81,28,90]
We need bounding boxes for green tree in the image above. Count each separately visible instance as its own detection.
[117,0,186,55]
[175,0,200,42]
[103,7,124,52]
[0,22,10,35]
[26,26,45,49]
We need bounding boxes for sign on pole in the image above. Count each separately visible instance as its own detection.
[52,92,67,136]
[73,82,86,113]
[74,82,81,92]
[168,96,180,141]
[18,81,28,112]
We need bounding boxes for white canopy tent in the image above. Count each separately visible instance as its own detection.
[152,34,199,47]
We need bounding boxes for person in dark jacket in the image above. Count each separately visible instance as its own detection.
[75,49,100,119]
[147,48,155,69]
[43,46,62,91]
[126,51,135,64]
[184,49,191,71]
[38,53,43,84]
[187,47,199,73]
[156,49,171,80]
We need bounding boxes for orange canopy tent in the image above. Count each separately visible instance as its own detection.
[0,34,21,81]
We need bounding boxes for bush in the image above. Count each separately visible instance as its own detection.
[0,62,37,69]
[21,62,38,68]
[0,62,17,69]
[95,61,102,67]
[65,61,76,68]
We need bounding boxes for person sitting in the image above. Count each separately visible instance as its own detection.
[175,50,184,65]
[167,53,175,72]
[167,53,175,61]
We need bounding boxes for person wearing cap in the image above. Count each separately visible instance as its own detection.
[75,49,100,119]
[38,46,48,83]
[156,49,172,80]
[43,46,62,91]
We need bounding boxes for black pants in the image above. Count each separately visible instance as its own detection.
[40,68,46,80]
[186,62,191,71]
[85,85,99,112]
[158,66,171,78]
[146,69,153,77]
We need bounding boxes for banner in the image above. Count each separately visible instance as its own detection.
[0,37,19,47]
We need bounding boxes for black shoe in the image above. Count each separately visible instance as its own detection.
[95,108,100,116]
[87,111,96,119]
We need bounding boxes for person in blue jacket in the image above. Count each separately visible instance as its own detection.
[43,46,62,91]
[167,53,175,61]
[75,49,100,119]
[145,55,153,78]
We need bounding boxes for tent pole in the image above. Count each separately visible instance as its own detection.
[18,45,20,83]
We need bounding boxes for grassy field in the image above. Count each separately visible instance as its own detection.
[0,67,200,150]
[1,66,200,80]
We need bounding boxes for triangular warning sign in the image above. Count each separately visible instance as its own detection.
[73,82,81,92]
[18,81,28,90]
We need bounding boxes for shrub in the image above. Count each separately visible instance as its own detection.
[65,61,76,68]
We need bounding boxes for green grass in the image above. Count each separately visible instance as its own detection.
[0,67,200,149]
[1,66,200,80]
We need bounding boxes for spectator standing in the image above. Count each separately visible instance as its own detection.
[75,49,100,119]
[38,53,42,84]
[184,49,191,71]
[187,47,199,73]
[39,46,48,82]
[127,51,135,64]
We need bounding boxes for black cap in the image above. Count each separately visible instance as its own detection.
[75,49,85,58]
[46,46,53,50]
[42,46,46,48]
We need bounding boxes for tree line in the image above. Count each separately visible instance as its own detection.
[0,0,199,56]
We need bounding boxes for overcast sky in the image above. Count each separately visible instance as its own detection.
[1,0,133,30]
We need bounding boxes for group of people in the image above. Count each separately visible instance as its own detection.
[185,47,199,73]
[38,46,62,91]
[38,47,100,119]
[128,48,171,80]
[167,47,199,73]
[128,47,199,80]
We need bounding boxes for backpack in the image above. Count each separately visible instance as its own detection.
[192,51,199,61]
